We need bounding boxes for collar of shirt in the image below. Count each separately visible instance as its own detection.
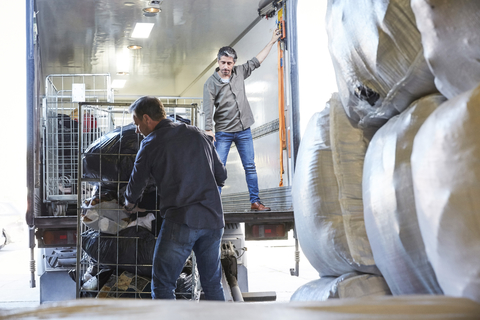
[153,118,174,131]
[213,66,237,82]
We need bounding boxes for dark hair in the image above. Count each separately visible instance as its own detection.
[217,46,237,63]
[128,96,166,121]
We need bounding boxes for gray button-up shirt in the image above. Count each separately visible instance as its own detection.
[203,57,260,132]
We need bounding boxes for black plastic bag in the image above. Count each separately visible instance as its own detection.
[82,226,156,277]
[82,124,143,191]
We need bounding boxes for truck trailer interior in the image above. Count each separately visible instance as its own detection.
[6,0,480,318]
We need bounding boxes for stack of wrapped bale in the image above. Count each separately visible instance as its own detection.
[293,0,480,304]
[292,0,436,301]
[409,0,480,303]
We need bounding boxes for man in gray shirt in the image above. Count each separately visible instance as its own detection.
[203,29,281,211]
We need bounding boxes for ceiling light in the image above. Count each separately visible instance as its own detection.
[143,7,161,13]
[111,80,127,89]
[127,45,142,50]
[124,2,135,6]
[131,23,154,38]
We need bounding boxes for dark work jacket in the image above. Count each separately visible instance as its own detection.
[124,119,227,229]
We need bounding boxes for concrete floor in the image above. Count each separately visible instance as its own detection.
[0,236,40,310]
[0,229,319,311]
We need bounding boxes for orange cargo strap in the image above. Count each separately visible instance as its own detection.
[277,40,286,187]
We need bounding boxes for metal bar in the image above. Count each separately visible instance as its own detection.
[163,104,198,109]
[75,102,83,299]
[26,0,36,289]
[286,0,301,169]
[111,95,204,100]
[224,211,293,224]
[32,216,77,228]
[47,73,111,78]
[290,226,300,277]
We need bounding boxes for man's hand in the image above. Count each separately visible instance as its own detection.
[256,28,282,64]
[271,28,282,44]
[123,200,146,214]
[205,130,216,142]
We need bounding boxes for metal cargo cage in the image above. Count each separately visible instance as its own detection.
[42,74,201,216]
[43,74,113,215]
[75,100,202,300]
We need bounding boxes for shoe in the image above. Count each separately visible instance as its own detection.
[251,201,271,211]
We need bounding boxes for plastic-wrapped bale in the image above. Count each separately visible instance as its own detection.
[363,94,445,295]
[411,83,480,303]
[330,93,379,275]
[292,93,379,277]
[412,0,480,99]
[82,124,144,192]
[326,0,437,129]
[291,272,391,301]
[292,105,349,276]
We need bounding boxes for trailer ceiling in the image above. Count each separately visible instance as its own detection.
[35,0,261,98]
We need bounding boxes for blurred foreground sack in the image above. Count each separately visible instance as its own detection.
[3,295,480,319]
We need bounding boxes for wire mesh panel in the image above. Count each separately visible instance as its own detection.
[43,74,113,213]
[76,100,202,300]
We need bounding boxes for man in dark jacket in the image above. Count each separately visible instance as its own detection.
[124,96,227,300]
[203,29,281,211]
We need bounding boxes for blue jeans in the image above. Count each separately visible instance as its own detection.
[151,219,225,300]
[215,128,260,203]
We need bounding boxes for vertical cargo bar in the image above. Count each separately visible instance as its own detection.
[286,0,300,168]
[76,102,84,298]
[26,0,36,288]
